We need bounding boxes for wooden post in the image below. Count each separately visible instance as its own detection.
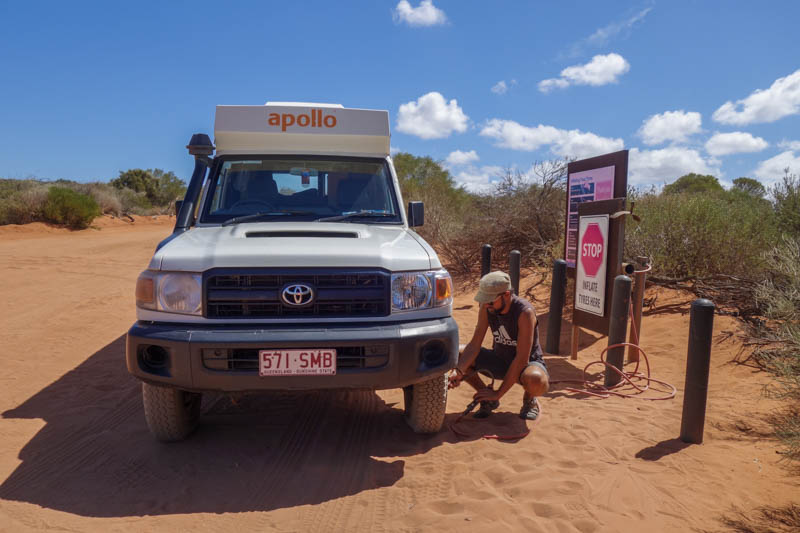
[627,262,647,362]
[571,324,580,360]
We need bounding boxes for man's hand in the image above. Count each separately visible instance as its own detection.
[473,387,501,403]
[448,370,463,389]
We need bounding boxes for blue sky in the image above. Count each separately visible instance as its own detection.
[1,1,799,192]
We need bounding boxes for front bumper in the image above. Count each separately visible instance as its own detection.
[126,317,458,392]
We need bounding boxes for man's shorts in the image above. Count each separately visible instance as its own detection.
[471,347,549,385]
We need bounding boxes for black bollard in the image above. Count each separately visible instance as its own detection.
[509,250,521,295]
[680,299,715,444]
[546,259,567,354]
[481,244,492,277]
[604,275,632,388]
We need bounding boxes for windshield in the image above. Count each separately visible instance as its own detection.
[202,157,401,224]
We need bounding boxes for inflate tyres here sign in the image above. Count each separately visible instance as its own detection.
[575,214,609,316]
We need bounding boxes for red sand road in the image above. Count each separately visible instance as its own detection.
[0,216,797,532]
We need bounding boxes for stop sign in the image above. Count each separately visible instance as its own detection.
[581,223,605,277]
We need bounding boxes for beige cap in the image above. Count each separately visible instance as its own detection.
[474,271,512,303]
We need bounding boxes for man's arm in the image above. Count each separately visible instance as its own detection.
[475,308,535,401]
[449,305,490,387]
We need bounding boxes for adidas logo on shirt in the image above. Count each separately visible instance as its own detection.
[493,325,517,347]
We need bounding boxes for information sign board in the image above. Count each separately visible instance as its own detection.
[564,150,628,270]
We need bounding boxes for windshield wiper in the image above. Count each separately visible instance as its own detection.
[221,210,316,227]
[315,210,396,223]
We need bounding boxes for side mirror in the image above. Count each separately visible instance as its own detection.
[407,201,424,227]
[174,200,183,216]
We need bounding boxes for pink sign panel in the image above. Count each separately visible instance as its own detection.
[565,165,615,268]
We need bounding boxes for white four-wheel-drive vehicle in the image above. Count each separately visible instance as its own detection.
[126,102,458,441]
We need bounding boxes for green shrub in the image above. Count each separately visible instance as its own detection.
[116,187,153,214]
[0,178,41,201]
[626,189,779,279]
[772,173,800,237]
[72,182,123,216]
[0,186,49,225]
[42,187,101,229]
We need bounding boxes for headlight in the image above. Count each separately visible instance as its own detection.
[391,270,452,312]
[136,271,202,315]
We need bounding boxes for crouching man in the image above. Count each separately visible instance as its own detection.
[449,271,549,420]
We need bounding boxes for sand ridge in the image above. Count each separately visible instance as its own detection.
[0,219,796,532]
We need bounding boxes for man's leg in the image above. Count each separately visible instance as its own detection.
[519,363,549,420]
[520,364,549,397]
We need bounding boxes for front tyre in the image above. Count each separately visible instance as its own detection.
[403,373,448,434]
[142,383,202,442]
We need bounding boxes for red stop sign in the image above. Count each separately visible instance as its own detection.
[580,223,605,277]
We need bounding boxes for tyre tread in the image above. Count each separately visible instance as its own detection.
[141,383,201,442]
[405,374,448,434]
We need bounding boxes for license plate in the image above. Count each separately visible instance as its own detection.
[259,349,337,376]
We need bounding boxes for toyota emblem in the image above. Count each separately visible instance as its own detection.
[281,284,314,306]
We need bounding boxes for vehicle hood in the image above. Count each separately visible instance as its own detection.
[151,222,437,272]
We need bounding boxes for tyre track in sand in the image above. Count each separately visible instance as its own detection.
[301,390,387,533]
[0,382,142,500]
[233,391,333,512]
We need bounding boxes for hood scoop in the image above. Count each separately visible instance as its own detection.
[245,230,359,239]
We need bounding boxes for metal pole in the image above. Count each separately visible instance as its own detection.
[509,250,521,295]
[604,275,632,388]
[627,263,647,362]
[680,299,715,444]
[481,244,492,277]
[546,259,567,354]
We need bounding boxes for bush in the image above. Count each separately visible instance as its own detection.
[0,186,49,225]
[626,189,779,279]
[750,237,800,461]
[448,163,567,274]
[772,171,800,237]
[72,182,123,216]
[110,168,186,206]
[42,187,101,229]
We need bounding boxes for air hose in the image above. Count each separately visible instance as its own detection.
[551,264,677,401]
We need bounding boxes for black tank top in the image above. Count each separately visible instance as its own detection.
[487,295,544,366]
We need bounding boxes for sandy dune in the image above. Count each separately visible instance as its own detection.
[0,216,796,532]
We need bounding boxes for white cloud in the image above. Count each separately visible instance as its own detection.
[638,110,702,145]
[390,146,401,156]
[491,81,508,95]
[563,6,653,58]
[452,165,504,193]
[480,118,623,159]
[445,150,479,167]
[754,151,800,186]
[393,0,447,27]
[778,139,800,151]
[586,6,653,47]
[396,92,469,139]
[491,79,517,95]
[629,147,721,186]
[705,132,768,156]
[539,53,630,93]
[713,69,800,125]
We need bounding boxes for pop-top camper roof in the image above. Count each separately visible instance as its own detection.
[214,103,390,158]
